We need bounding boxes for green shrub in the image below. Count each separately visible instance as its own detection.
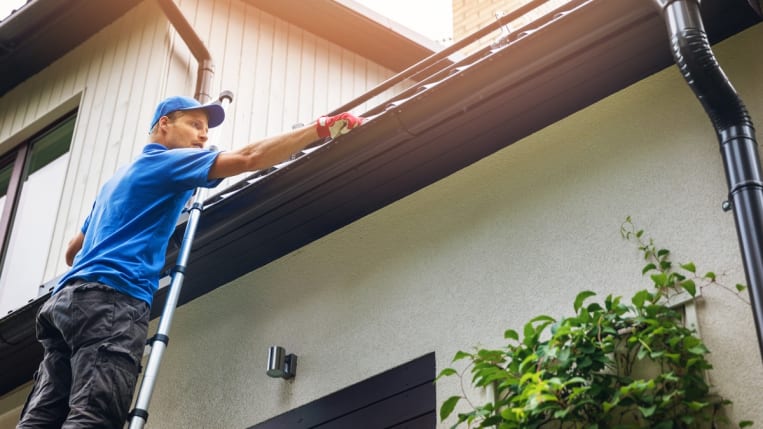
[438,218,752,429]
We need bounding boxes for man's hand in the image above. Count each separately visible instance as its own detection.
[316,112,365,139]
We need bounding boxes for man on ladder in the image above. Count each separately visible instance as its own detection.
[16,94,363,429]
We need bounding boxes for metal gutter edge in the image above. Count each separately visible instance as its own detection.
[153,0,671,315]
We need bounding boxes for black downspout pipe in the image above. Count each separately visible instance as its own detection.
[652,0,763,362]
[156,0,214,103]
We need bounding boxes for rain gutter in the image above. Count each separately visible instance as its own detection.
[159,0,664,312]
[652,0,763,361]
[155,0,214,102]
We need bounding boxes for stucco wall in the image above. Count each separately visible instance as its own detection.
[138,22,762,428]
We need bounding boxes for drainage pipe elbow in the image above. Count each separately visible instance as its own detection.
[653,0,763,363]
[156,0,215,103]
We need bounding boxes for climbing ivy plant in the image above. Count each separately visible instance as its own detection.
[438,218,753,429]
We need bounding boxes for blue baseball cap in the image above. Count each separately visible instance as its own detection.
[149,96,225,131]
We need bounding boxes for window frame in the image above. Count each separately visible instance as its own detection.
[0,111,77,275]
[0,144,30,269]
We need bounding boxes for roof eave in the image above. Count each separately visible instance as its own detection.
[0,0,437,96]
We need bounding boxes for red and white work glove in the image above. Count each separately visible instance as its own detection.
[316,112,365,139]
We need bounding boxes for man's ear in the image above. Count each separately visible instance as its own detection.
[158,116,170,131]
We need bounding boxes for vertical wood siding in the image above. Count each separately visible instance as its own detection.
[0,0,407,306]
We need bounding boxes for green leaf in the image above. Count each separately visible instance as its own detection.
[504,329,519,341]
[523,321,540,345]
[680,262,696,273]
[587,302,603,312]
[440,396,461,421]
[688,344,709,355]
[529,314,556,324]
[574,291,597,313]
[681,279,697,297]
[642,263,657,275]
[437,368,458,379]
[651,273,668,287]
[657,248,670,257]
[501,407,522,421]
[637,345,650,360]
[705,271,716,281]
[639,404,657,417]
[632,289,651,308]
[519,354,539,373]
[736,284,748,293]
[739,421,754,428]
[687,401,709,411]
[563,377,588,387]
[452,351,471,362]
[476,349,504,362]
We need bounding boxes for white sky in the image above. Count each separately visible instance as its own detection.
[0,0,454,42]
[354,0,454,42]
[0,0,26,20]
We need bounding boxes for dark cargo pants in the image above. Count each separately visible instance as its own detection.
[17,281,149,429]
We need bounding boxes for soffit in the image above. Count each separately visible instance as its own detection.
[0,0,143,96]
[245,0,442,70]
[0,0,436,97]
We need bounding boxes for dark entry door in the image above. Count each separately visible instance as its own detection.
[249,352,436,429]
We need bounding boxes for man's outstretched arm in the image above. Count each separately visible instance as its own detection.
[208,113,363,179]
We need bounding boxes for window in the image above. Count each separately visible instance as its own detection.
[0,112,76,315]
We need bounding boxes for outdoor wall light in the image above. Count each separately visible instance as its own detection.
[266,346,297,379]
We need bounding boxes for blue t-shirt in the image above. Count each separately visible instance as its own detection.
[56,143,223,306]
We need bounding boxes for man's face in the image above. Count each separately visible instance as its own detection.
[161,109,209,150]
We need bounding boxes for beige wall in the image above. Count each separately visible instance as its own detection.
[0,387,25,429]
[112,22,760,428]
[0,0,403,314]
